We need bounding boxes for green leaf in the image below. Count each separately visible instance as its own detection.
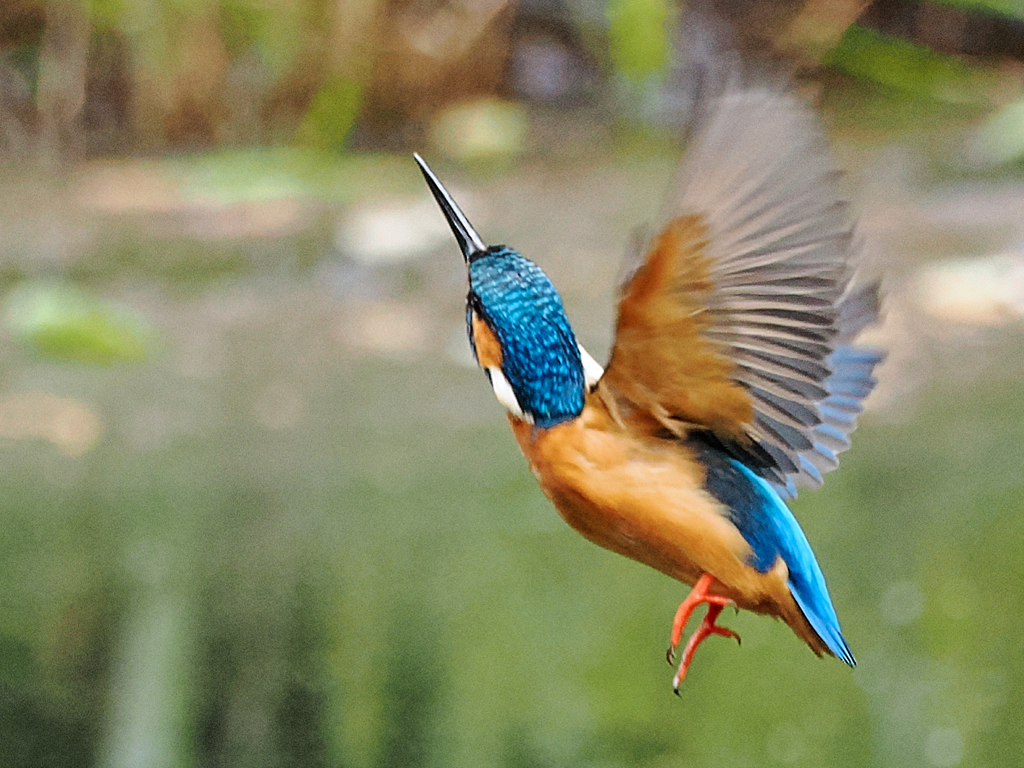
[5,282,154,365]
[296,77,364,150]
[824,25,989,104]
[606,0,670,82]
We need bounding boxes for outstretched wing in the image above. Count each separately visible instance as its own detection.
[602,79,882,493]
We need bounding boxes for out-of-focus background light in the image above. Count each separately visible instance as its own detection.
[1,1,1024,767]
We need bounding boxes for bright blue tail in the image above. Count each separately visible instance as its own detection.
[696,443,855,665]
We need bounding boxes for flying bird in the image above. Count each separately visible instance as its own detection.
[414,79,882,690]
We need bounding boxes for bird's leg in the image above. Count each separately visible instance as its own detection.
[671,604,741,691]
[666,573,735,660]
[666,573,740,690]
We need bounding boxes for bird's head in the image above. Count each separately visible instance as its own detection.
[415,154,603,427]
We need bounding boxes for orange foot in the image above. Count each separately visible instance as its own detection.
[666,573,741,692]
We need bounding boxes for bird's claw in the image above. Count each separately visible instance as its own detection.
[667,575,742,690]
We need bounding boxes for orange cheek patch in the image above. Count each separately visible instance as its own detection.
[471,311,503,369]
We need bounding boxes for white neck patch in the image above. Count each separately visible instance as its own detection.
[481,346,601,423]
[486,366,533,423]
[578,344,604,391]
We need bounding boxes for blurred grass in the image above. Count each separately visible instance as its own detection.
[0,180,1022,765]
[5,330,1024,766]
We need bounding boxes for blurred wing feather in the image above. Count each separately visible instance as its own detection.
[603,81,883,493]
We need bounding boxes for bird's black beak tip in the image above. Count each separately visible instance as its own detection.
[413,153,488,264]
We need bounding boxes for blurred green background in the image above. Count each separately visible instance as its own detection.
[2,0,1024,766]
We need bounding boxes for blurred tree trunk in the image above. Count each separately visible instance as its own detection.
[0,0,44,158]
[778,0,874,62]
[0,57,37,156]
[358,0,514,146]
[687,0,872,66]
[261,0,383,147]
[37,0,90,164]
[131,8,230,151]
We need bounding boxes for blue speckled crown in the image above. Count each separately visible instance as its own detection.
[468,247,585,428]
[411,154,586,428]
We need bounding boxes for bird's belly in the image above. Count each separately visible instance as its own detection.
[543,479,709,586]
[508,416,785,607]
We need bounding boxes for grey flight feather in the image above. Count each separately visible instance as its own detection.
[656,76,883,493]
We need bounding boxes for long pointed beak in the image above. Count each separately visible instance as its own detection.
[413,153,488,262]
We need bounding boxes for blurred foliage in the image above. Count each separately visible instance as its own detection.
[297,77,365,151]
[605,0,671,82]
[824,25,993,105]
[969,97,1024,166]
[935,0,1024,19]
[2,0,1021,156]
[216,0,307,72]
[5,281,153,364]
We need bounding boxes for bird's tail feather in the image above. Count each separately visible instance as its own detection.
[789,580,856,666]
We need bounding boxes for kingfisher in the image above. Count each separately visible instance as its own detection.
[414,79,882,691]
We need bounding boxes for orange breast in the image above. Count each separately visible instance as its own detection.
[507,392,796,615]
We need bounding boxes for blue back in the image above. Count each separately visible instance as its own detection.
[468,247,585,428]
[691,438,855,665]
